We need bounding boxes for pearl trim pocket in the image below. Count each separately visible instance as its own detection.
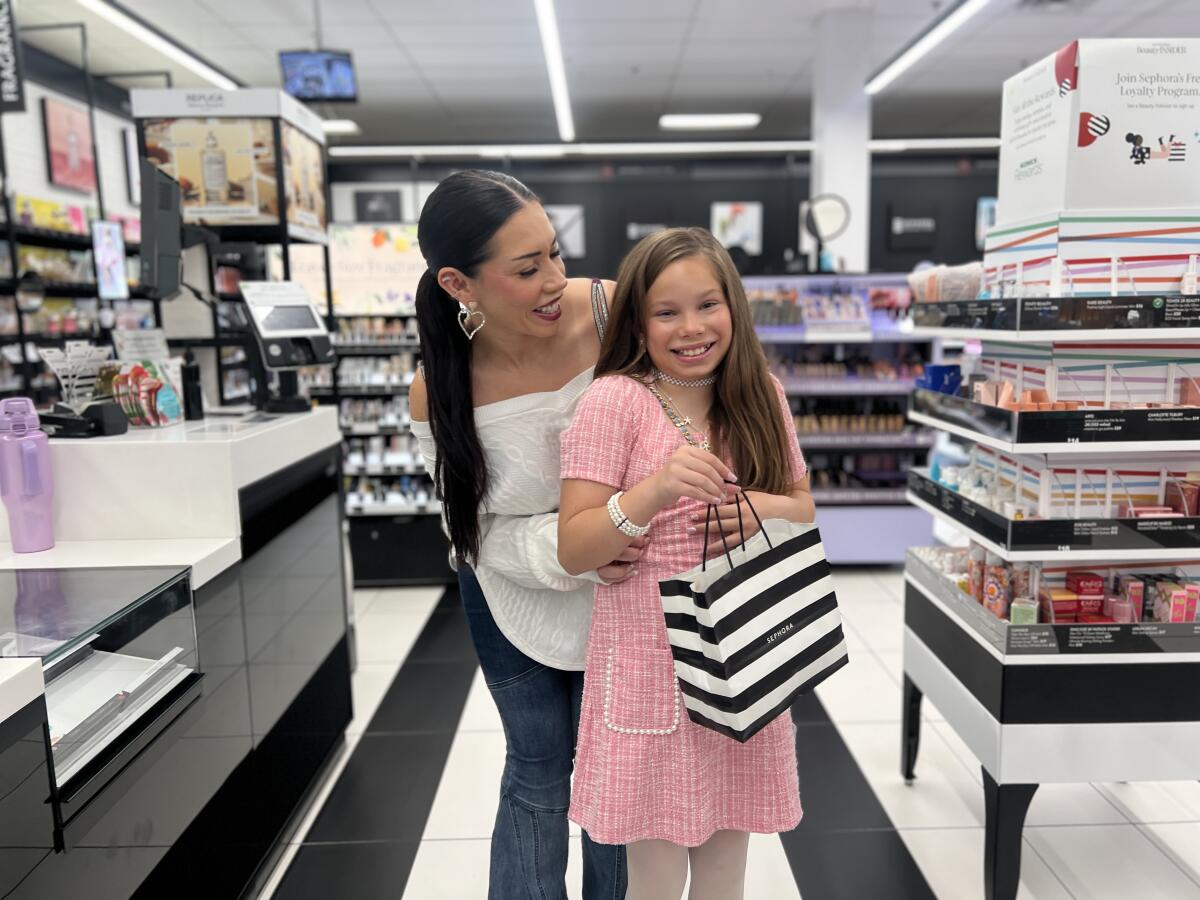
[602,648,681,736]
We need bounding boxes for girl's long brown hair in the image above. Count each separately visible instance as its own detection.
[596,227,795,495]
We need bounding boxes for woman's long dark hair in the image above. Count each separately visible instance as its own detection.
[416,170,537,564]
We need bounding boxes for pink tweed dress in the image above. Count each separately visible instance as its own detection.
[561,373,805,847]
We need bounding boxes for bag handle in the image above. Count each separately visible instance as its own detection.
[699,487,773,572]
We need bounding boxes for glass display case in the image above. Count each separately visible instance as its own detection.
[0,566,201,846]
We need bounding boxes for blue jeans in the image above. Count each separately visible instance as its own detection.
[459,567,627,900]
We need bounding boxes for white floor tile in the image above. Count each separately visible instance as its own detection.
[458,671,503,733]
[1025,824,1200,899]
[352,588,379,618]
[814,650,902,723]
[368,586,446,615]
[422,730,507,840]
[1025,784,1128,828]
[871,568,906,603]
[347,663,399,736]
[831,569,896,601]
[837,598,905,651]
[930,720,982,776]
[1096,780,1200,825]
[742,833,803,900]
[836,722,984,829]
[403,838,492,900]
[354,609,431,664]
[1140,823,1200,890]
[901,828,1073,900]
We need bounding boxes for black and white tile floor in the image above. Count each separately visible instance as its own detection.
[259,569,1200,899]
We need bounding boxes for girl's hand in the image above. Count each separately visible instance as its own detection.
[596,535,648,584]
[695,490,774,557]
[652,445,735,508]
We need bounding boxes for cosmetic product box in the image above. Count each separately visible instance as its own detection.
[1079,614,1116,625]
[1066,572,1105,596]
[1077,595,1105,616]
[1039,588,1078,623]
[1110,598,1136,624]
[1186,584,1200,623]
[1010,597,1039,625]
[1166,480,1200,517]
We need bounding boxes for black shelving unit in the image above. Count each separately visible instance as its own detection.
[316,305,452,587]
[0,23,152,403]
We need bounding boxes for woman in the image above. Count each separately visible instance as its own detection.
[408,170,636,899]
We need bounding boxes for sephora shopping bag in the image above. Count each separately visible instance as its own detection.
[659,493,848,742]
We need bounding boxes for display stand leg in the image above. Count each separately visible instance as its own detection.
[982,768,1038,900]
[901,675,923,784]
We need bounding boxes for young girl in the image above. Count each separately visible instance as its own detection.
[557,227,814,899]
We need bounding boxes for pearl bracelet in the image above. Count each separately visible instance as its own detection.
[607,491,651,538]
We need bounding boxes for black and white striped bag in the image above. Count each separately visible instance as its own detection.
[659,493,849,742]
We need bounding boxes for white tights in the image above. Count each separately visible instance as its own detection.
[625,830,750,900]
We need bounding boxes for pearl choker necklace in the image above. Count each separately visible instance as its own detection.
[652,368,718,388]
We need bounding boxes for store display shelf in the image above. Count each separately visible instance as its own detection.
[810,487,908,505]
[346,499,442,517]
[341,421,410,436]
[46,649,195,786]
[10,225,90,251]
[909,388,1200,455]
[907,468,1200,561]
[905,548,1200,659]
[797,430,936,449]
[202,223,328,246]
[309,383,411,399]
[910,294,1200,343]
[333,341,421,356]
[343,462,425,477]
[334,311,416,320]
[755,325,932,345]
[782,377,916,397]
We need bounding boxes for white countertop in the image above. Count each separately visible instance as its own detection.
[0,658,45,731]
[0,538,240,589]
[54,407,342,489]
[0,407,341,545]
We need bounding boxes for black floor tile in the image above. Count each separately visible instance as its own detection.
[273,841,421,900]
[781,829,936,900]
[305,733,457,843]
[405,604,477,663]
[793,722,894,834]
[367,660,478,734]
[790,690,828,723]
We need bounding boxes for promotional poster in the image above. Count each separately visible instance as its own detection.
[141,117,278,225]
[997,39,1200,226]
[42,97,96,194]
[282,122,327,242]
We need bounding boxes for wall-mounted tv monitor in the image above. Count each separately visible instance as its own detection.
[279,50,357,102]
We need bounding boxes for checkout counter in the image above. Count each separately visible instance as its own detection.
[0,407,350,898]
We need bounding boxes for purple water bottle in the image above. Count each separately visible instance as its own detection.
[0,398,54,553]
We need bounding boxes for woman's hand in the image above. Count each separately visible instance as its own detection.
[694,490,775,557]
[596,535,648,584]
[651,445,736,508]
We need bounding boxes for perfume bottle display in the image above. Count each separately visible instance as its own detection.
[201,131,228,204]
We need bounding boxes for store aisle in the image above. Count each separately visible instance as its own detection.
[260,570,1200,899]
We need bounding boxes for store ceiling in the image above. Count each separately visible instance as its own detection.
[14,0,1198,145]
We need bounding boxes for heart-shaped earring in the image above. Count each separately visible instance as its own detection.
[458,301,486,341]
